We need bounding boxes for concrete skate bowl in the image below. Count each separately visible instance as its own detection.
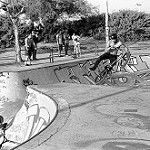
[12,53,150,88]
[45,53,150,87]
[1,86,59,150]
[1,52,150,149]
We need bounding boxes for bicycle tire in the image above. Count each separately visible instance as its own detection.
[119,52,131,68]
[95,69,109,85]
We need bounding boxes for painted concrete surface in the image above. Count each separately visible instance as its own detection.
[1,53,150,149]
[2,86,58,150]
[1,42,150,149]
[16,83,150,150]
[0,72,26,122]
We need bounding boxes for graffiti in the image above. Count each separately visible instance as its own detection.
[24,90,52,141]
[24,104,50,141]
[26,92,38,106]
[0,72,9,78]
[115,116,145,129]
[0,79,5,84]
[67,67,81,84]
[0,79,6,90]
[112,129,136,138]
[53,54,150,87]
[0,72,6,78]
[0,96,9,104]
[54,65,82,84]
[0,73,8,92]
[125,55,150,72]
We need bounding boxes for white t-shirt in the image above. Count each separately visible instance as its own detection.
[107,40,122,55]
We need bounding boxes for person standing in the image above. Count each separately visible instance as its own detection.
[56,30,63,57]
[63,29,70,56]
[24,33,36,66]
[72,33,81,58]
[32,31,38,60]
[31,18,44,60]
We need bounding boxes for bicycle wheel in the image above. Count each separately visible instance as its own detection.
[120,52,131,68]
[95,69,109,85]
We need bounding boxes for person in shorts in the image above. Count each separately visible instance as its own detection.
[72,33,81,58]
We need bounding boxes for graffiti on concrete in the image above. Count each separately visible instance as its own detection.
[54,54,150,87]
[24,91,50,141]
[126,55,150,72]
[0,96,9,104]
[0,73,10,105]
[0,72,9,89]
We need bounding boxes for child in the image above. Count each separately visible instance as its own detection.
[72,33,81,58]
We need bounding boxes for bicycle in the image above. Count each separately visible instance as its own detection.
[94,52,131,85]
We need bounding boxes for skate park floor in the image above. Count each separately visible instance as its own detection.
[1,42,150,149]
[17,83,150,150]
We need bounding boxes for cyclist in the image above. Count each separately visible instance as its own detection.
[89,33,130,71]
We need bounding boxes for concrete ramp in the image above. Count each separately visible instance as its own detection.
[14,83,150,150]
[0,72,26,122]
[3,86,58,149]
[1,53,150,149]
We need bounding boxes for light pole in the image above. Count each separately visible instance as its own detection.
[136,3,142,12]
[105,0,109,50]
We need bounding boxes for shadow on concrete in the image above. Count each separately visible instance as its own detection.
[0,62,17,66]
[74,138,150,149]
[60,86,139,112]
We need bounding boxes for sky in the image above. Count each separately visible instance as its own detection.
[87,0,150,13]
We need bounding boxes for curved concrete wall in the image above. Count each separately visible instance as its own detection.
[2,53,150,149]
[5,86,58,149]
[24,86,58,141]
[0,72,26,122]
[13,53,150,87]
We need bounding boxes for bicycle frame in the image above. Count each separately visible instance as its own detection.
[95,52,130,85]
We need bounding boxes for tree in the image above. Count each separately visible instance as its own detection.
[0,15,13,48]
[0,0,93,63]
[109,10,150,42]
[0,0,26,63]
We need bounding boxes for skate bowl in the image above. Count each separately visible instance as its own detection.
[1,52,150,149]
[2,86,58,150]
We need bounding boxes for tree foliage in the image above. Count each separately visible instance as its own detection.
[0,0,93,46]
[2,1,150,51]
[109,10,150,41]
[0,15,13,48]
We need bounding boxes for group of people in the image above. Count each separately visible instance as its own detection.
[24,28,82,66]
[56,30,81,58]
[24,27,130,72]
[24,18,44,66]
